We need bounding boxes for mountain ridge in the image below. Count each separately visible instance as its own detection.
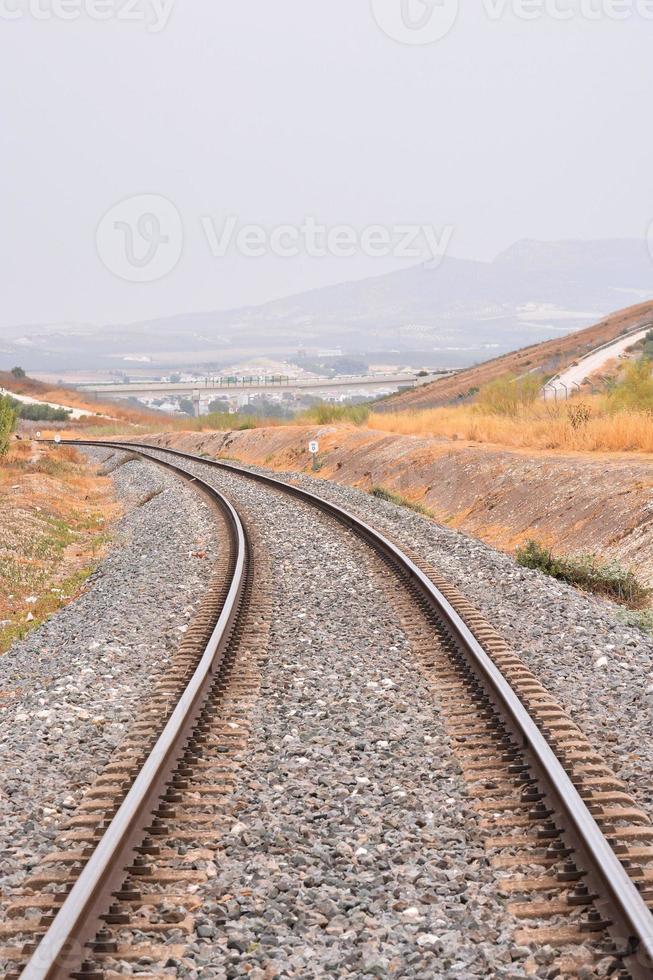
[2,238,652,373]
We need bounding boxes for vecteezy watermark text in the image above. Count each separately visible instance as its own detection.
[95,194,454,283]
[484,0,653,20]
[200,214,453,264]
[371,0,653,45]
[0,0,175,31]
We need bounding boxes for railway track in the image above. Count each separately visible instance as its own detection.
[5,439,653,978]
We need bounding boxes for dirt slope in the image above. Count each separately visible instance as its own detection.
[0,372,159,426]
[379,300,653,411]
[0,441,117,656]
[142,424,653,591]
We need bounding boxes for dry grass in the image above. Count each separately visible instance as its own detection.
[0,440,118,654]
[369,397,653,453]
[380,299,653,412]
[76,413,286,439]
[0,371,161,426]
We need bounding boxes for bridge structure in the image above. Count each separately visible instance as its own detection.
[78,372,442,414]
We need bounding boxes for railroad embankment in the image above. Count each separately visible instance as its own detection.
[0,440,118,655]
[143,425,653,587]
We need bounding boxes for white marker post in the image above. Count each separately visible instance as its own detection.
[54,434,61,444]
[309,439,319,471]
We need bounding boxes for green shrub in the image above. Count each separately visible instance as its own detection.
[476,373,543,416]
[208,397,231,414]
[641,329,653,361]
[370,485,431,517]
[608,359,653,412]
[0,395,17,456]
[11,400,71,422]
[179,398,195,416]
[516,539,649,607]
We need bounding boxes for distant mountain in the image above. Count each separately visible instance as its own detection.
[2,238,652,373]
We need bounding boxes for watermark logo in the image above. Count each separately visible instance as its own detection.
[0,0,176,32]
[95,200,454,281]
[370,0,653,41]
[96,194,183,282]
[485,0,653,21]
[370,0,459,44]
[200,215,454,267]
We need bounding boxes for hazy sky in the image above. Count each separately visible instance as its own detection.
[1,0,652,329]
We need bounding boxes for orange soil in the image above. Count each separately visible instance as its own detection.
[136,424,653,589]
[0,440,119,658]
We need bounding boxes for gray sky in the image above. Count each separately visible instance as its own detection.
[1,0,652,329]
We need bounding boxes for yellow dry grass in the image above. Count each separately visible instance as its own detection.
[369,397,653,453]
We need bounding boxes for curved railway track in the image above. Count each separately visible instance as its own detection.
[10,438,653,979]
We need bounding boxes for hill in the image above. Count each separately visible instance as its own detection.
[1,238,652,374]
[377,300,653,412]
[0,372,161,426]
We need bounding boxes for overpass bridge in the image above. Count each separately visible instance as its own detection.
[79,372,439,409]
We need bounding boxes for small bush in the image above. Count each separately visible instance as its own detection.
[639,329,653,361]
[476,373,543,416]
[0,395,17,456]
[608,359,653,413]
[567,402,591,430]
[516,539,650,607]
[11,399,71,422]
[370,485,431,516]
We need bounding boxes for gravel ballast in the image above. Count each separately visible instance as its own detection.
[0,449,219,900]
[5,442,649,976]
[199,456,653,821]
[140,449,576,979]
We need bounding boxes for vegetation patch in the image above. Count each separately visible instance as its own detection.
[0,440,118,655]
[515,539,650,608]
[0,394,17,456]
[475,373,543,416]
[370,485,432,517]
[298,403,370,426]
[5,396,72,422]
[0,567,95,655]
[368,385,653,454]
[617,607,653,636]
[608,358,653,413]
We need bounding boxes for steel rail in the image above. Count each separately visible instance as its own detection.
[20,447,249,980]
[60,438,653,978]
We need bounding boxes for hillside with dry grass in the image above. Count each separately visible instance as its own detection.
[0,441,118,657]
[0,371,162,427]
[378,300,653,411]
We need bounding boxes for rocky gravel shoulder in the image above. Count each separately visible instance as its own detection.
[0,449,219,899]
[243,462,653,820]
